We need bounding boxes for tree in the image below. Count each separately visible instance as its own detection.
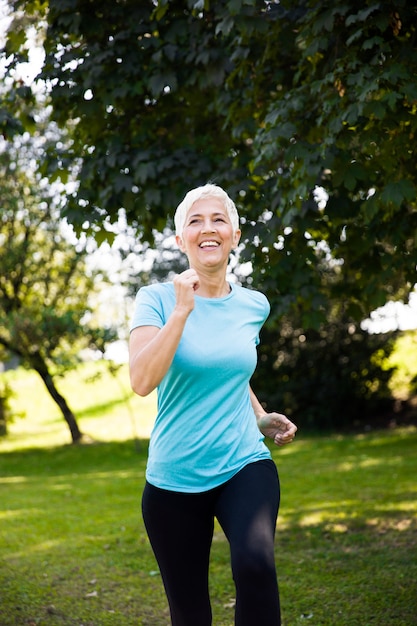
[248,1,417,325]
[0,149,117,442]
[1,0,416,327]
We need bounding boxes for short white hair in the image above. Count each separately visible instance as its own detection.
[174,184,240,237]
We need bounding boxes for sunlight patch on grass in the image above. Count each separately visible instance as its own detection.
[47,482,77,491]
[367,517,413,532]
[295,506,363,527]
[9,538,65,559]
[273,442,301,455]
[0,475,28,484]
[361,425,416,445]
[323,522,349,533]
[337,457,384,471]
[0,510,27,520]
[375,501,417,513]
[298,511,328,526]
[49,469,140,482]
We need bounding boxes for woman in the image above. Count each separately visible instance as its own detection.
[129,184,297,626]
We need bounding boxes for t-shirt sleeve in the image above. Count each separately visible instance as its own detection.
[130,286,165,332]
[255,291,270,346]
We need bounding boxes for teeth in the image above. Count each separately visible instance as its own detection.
[200,241,219,247]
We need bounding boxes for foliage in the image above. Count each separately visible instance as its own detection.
[0,148,117,441]
[1,0,417,327]
[121,229,189,298]
[249,1,417,323]
[0,379,13,435]
[253,315,398,430]
[386,329,417,399]
[1,411,416,624]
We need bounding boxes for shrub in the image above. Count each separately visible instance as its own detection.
[252,317,397,431]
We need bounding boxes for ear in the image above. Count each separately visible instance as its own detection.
[232,229,241,250]
[176,234,186,252]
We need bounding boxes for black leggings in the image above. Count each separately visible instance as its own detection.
[142,459,281,626]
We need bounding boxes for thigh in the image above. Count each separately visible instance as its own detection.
[215,459,280,547]
[142,482,215,626]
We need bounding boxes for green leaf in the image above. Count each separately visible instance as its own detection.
[381,181,416,206]
[363,100,386,120]
[362,36,383,50]
[345,4,379,26]
[346,28,363,46]
[343,169,356,191]
[276,122,296,140]
[362,194,379,223]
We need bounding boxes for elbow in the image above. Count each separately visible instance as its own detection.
[132,386,149,398]
[130,373,155,397]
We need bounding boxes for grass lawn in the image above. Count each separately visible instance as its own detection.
[1,362,417,625]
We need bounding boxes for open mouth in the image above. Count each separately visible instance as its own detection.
[199,240,220,248]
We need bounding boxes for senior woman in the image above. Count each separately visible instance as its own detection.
[129,183,297,626]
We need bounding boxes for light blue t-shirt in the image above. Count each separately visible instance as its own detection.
[130,281,272,492]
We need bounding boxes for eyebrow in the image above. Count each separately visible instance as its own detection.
[187,211,227,221]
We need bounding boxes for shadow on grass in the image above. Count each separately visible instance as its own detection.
[0,438,149,477]
[76,396,131,420]
[27,397,132,429]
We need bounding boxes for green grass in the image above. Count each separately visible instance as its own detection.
[1,360,417,625]
[1,362,157,450]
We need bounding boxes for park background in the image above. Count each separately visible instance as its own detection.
[1,1,417,624]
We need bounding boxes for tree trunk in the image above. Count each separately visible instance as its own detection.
[0,395,7,436]
[30,353,83,443]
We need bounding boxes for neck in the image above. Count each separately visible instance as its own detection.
[193,270,231,298]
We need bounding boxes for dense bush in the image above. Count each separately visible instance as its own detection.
[252,317,398,431]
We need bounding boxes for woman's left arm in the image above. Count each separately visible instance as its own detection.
[249,385,297,446]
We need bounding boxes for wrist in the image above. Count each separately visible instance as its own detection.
[172,305,192,320]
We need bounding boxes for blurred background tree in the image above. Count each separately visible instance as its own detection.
[0,148,117,442]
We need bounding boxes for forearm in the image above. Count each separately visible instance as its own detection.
[249,385,267,420]
[250,384,298,445]
[129,307,189,396]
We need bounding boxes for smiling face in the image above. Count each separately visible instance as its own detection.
[175,197,241,273]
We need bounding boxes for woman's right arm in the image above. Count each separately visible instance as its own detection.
[129,269,199,396]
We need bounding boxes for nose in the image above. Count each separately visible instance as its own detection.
[201,220,216,233]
